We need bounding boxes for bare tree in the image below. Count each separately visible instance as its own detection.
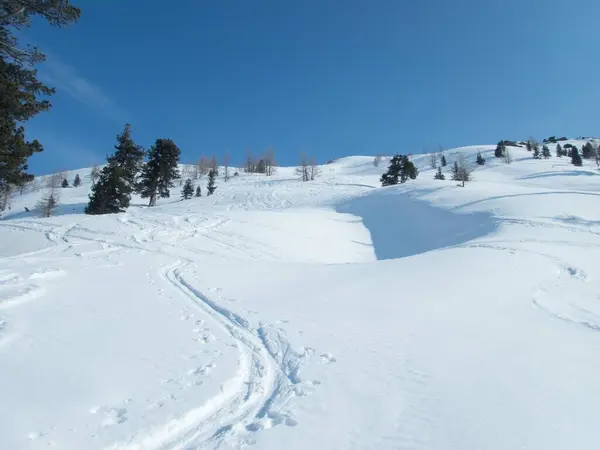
[373,154,383,167]
[430,152,438,169]
[263,147,276,176]
[198,155,210,176]
[210,155,218,175]
[244,150,256,173]
[190,164,199,180]
[36,183,60,218]
[179,165,190,186]
[504,147,512,164]
[309,157,321,180]
[47,173,63,189]
[90,165,100,185]
[453,155,472,187]
[223,151,231,182]
[295,153,309,182]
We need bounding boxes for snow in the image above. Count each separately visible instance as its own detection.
[2,142,600,449]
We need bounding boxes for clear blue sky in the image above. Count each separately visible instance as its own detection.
[23,0,600,174]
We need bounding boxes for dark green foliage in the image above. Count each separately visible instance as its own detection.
[181,179,194,199]
[108,123,144,187]
[526,141,532,152]
[451,159,471,186]
[556,144,563,157]
[138,139,181,207]
[542,145,551,159]
[195,185,201,197]
[434,166,445,180]
[532,145,541,159]
[571,147,583,166]
[582,142,595,159]
[61,178,68,188]
[563,143,574,149]
[256,159,266,174]
[207,169,217,195]
[0,0,80,211]
[380,154,418,186]
[85,165,130,215]
[567,148,572,157]
[544,136,557,144]
[476,151,485,165]
[494,141,505,158]
[440,154,447,167]
[557,137,568,141]
[73,173,81,187]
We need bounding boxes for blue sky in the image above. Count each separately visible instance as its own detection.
[23,0,600,174]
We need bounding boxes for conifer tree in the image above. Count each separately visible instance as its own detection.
[440,154,447,167]
[451,157,471,187]
[494,141,505,158]
[207,169,217,195]
[526,140,532,152]
[109,123,145,189]
[542,145,551,159]
[434,166,445,180]
[476,151,485,165]
[582,142,595,159]
[556,143,563,157]
[85,166,130,214]
[571,147,583,166]
[533,145,541,159]
[73,173,81,187]
[195,185,201,197]
[181,179,194,200]
[138,139,181,206]
[380,154,418,186]
[61,178,69,188]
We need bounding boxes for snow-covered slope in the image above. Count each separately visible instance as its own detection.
[2,141,600,449]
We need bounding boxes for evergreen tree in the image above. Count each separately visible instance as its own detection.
[476,151,485,165]
[451,161,460,180]
[181,179,194,200]
[451,158,472,187]
[556,143,563,157]
[441,154,447,167]
[61,178,69,188]
[256,159,266,174]
[138,139,181,206]
[85,165,130,215]
[542,145,551,159]
[195,185,201,197]
[73,173,81,187]
[494,141,505,158]
[434,166,445,180]
[0,1,80,211]
[526,140,532,152]
[582,141,595,159]
[108,123,145,188]
[380,154,418,186]
[533,145,541,159]
[571,147,583,166]
[207,169,217,195]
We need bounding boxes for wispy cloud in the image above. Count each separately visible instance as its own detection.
[39,56,128,122]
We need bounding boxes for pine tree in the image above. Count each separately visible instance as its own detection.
[109,123,145,189]
[0,1,80,211]
[61,178,69,188]
[434,166,445,180]
[526,140,532,152]
[138,139,181,207]
[571,147,583,166]
[440,154,447,167]
[207,169,217,195]
[582,142,595,159]
[451,157,471,187]
[73,173,81,187]
[476,151,485,165]
[451,161,460,180]
[181,179,194,200]
[556,143,563,157]
[542,145,551,159]
[494,141,505,158]
[533,145,541,159]
[195,185,202,197]
[85,165,130,215]
[380,154,418,186]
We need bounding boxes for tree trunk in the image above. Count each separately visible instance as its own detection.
[149,193,157,207]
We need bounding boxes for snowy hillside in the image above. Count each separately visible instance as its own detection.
[2,141,600,449]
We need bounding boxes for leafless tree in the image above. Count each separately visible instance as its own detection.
[244,150,257,173]
[47,172,63,189]
[210,155,218,175]
[263,147,276,176]
[309,157,321,180]
[198,156,210,176]
[373,154,383,167]
[90,165,100,185]
[504,147,512,164]
[455,155,472,187]
[295,153,310,182]
[190,164,199,179]
[179,164,190,186]
[36,182,60,218]
[430,152,438,169]
[223,151,231,182]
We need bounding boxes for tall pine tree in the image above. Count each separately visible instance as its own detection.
[207,169,217,195]
[494,141,505,158]
[440,154,447,167]
[380,154,418,186]
[138,139,181,206]
[556,143,563,157]
[571,147,583,166]
[109,123,145,188]
[542,145,551,159]
[73,173,81,187]
[85,165,130,214]
[582,142,595,159]
[434,166,445,180]
[0,1,80,211]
